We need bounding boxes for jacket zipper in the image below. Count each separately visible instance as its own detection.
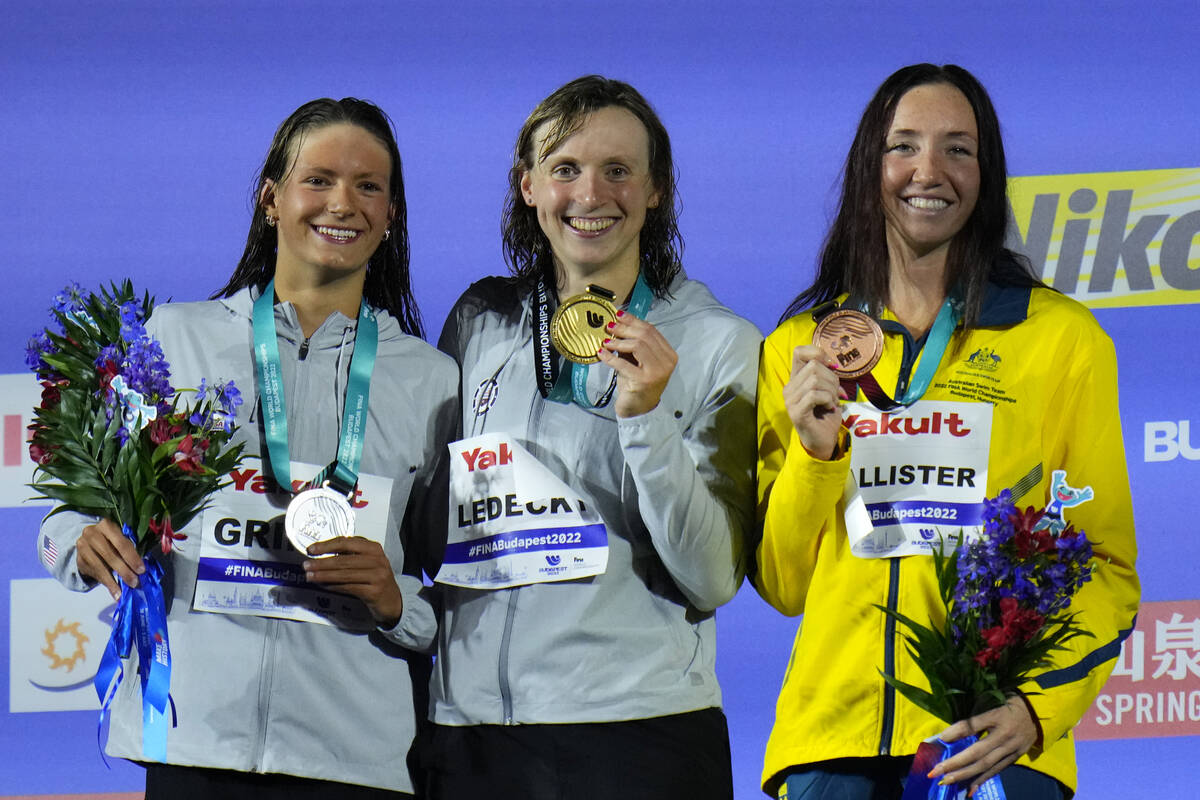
[499,588,519,724]
[251,619,280,769]
[878,557,901,754]
[496,352,549,725]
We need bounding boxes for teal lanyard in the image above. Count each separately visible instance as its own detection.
[545,272,655,408]
[251,279,378,495]
[900,296,959,405]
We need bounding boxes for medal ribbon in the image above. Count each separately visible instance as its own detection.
[533,272,654,409]
[843,297,959,411]
[252,279,378,496]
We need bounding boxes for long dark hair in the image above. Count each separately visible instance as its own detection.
[501,75,682,297]
[212,97,424,338]
[781,64,1039,327]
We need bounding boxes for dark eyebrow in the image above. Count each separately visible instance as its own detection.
[888,128,976,140]
[298,165,388,181]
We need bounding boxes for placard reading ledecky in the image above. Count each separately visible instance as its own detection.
[842,400,992,558]
[193,458,393,628]
[437,432,608,589]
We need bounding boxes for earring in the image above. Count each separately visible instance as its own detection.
[264,214,277,227]
[383,228,391,241]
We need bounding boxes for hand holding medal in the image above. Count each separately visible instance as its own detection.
[551,283,678,419]
[302,536,405,628]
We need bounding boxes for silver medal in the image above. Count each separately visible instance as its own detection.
[285,486,356,556]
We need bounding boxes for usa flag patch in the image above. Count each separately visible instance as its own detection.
[41,535,58,568]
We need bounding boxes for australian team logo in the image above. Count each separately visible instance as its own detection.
[965,347,1002,372]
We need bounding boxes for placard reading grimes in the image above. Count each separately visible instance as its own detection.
[193,458,393,628]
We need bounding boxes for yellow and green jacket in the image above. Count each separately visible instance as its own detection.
[755,284,1139,795]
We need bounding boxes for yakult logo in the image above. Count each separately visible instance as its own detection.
[845,411,971,439]
[1144,420,1200,462]
[461,442,513,471]
[227,465,370,508]
[1007,167,1200,307]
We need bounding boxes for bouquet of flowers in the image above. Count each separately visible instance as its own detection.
[25,280,245,761]
[26,281,244,556]
[879,483,1096,799]
[879,487,1095,726]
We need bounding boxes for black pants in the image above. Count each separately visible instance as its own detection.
[144,763,416,800]
[423,708,734,800]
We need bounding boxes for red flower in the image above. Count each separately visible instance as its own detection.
[28,436,54,465]
[40,379,67,408]
[147,416,183,446]
[171,434,210,474]
[1010,505,1046,534]
[96,359,121,393]
[149,517,186,554]
[975,598,1045,667]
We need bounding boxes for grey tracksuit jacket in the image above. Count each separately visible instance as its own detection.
[39,286,457,792]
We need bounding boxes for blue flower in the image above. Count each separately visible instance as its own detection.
[25,331,57,373]
[52,282,87,316]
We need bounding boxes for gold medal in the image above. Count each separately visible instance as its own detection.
[813,309,883,378]
[550,285,618,364]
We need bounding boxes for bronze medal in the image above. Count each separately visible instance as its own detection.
[550,285,618,365]
[813,309,883,378]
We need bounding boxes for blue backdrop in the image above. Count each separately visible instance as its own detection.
[2,1,1197,797]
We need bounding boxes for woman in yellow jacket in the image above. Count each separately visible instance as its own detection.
[756,63,1138,799]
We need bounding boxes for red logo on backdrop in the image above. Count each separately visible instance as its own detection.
[1076,599,1200,740]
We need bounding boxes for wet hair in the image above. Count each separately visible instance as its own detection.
[212,97,423,338]
[501,75,682,297]
[781,63,1040,327]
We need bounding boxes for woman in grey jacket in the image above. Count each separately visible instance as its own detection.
[38,98,457,799]
[426,76,761,799]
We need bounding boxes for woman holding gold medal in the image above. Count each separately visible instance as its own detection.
[426,76,761,798]
[755,64,1139,799]
[38,98,457,798]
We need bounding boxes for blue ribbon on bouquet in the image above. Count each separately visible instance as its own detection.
[902,737,1005,800]
[94,525,173,763]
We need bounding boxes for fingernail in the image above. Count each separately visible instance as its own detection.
[305,572,314,582]
[596,347,605,356]
[606,321,616,330]
[838,387,849,400]
[603,338,612,345]
[136,564,146,574]
[110,590,120,602]
[302,560,312,570]
[616,310,625,317]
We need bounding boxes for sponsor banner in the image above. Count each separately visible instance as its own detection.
[0,374,51,509]
[9,578,113,712]
[1144,419,1200,462]
[1076,599,1200,740]
[1008,167,1200,308]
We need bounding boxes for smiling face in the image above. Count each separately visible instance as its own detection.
[881,83,980,264]
[261,122,393,284]
[520,106,660,292]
